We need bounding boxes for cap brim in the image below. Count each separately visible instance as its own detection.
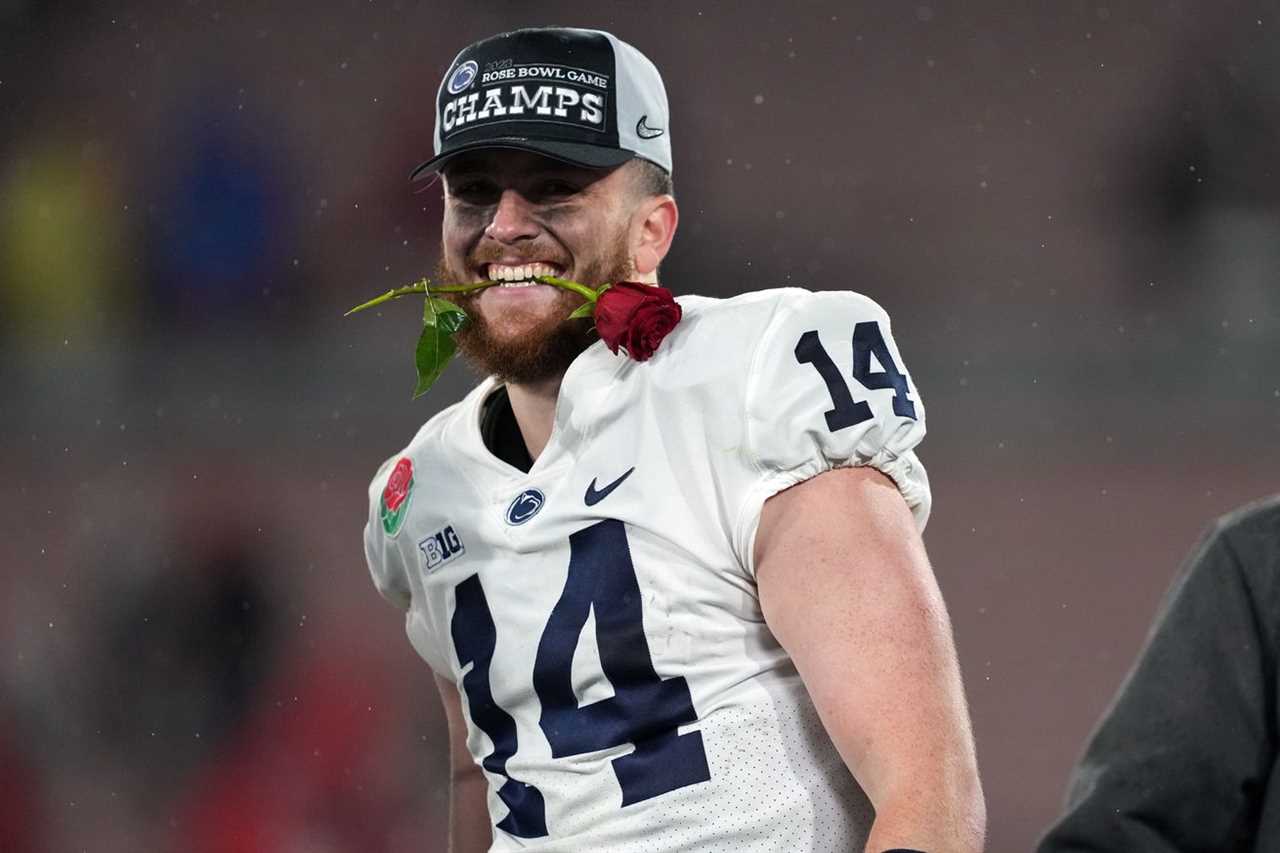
[409,137,636,182]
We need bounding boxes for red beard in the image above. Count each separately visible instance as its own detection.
[435,245,633,384]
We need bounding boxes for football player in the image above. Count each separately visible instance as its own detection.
[364,27,985,853]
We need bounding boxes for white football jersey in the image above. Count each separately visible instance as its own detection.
[364,288,930,852]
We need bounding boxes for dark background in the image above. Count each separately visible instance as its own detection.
[3,2,1278,850]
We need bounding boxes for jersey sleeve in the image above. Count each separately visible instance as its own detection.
[734,290,930,575]
[363,455,413,612]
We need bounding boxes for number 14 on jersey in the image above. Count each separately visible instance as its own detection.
[451,519,712,838]
[795,320,917,431]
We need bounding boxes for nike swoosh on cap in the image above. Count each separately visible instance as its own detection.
[635,115,665,139]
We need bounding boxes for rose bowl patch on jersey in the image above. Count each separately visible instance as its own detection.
[379,457,414,536]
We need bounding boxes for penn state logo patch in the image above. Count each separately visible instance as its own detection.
[505,489,545,526]
[379,457,414,537]
[447,60,478,94]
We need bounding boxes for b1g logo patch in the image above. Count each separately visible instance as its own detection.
[380,457,414,537]
[419,525,465,571]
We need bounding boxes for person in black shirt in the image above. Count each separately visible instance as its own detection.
[1039,494,1280,851]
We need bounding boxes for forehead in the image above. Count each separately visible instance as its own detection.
[441,149,616,185]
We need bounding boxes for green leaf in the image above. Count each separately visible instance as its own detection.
[434,298,469,334]
[413,298,469,398]
[567,301,596,320]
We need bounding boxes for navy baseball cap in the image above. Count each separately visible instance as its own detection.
[410,27,672,180]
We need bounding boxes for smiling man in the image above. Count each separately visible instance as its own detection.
[363,27,984,853]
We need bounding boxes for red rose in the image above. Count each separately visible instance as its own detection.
[593,282,683,362]
[383,458,414,512]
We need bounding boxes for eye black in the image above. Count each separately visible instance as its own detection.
[449,180,500,204]
[536,180,579,199]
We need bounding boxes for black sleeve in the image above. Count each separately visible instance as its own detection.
[1038,517,1279,852]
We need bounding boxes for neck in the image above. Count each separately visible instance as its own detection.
[506,374,564,461]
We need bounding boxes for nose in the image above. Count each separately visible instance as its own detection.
[484,189,539,243]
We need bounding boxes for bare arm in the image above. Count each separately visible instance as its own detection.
[755,467,985,853]
[435,673,493,853]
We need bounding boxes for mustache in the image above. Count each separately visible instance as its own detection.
[466,248,571,269]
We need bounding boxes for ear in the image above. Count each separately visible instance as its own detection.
[630,194,679,278]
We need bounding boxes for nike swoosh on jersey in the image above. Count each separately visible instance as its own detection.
[584,467,636,506]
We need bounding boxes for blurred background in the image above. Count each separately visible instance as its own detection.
[2,1,1278,850]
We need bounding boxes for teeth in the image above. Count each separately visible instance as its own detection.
[486,262,561,284]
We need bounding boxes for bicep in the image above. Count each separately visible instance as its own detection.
[754,466,975,804]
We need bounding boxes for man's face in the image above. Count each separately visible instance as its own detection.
[438,149,639,384]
